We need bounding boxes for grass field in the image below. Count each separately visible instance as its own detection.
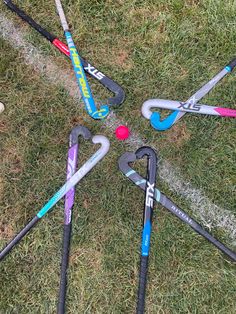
[0,0,236,313]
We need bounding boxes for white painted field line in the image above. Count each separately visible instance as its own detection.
[1,13,235,241]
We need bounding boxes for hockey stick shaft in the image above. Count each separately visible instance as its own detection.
[58,224,71,314]
[136,147,157,314]
[159,195,236,261]
[0,216,40,260]
[4,0,125,106]
[0,136,110,261]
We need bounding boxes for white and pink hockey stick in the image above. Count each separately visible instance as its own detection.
[142,57,236,131]
[142,98,236,118]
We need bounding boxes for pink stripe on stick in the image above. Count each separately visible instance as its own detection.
[215,107,236,117]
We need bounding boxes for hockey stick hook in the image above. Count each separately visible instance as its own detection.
[142,99,178,131]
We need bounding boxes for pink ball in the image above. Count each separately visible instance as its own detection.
[115,125,130,140]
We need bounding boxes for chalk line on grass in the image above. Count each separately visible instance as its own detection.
[1,13,235,241]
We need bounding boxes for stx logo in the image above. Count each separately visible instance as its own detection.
[145,182,154,207]
[178,102,201,111]
[84,64,105,80]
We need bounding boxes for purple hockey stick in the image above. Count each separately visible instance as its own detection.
[58,125,91,314]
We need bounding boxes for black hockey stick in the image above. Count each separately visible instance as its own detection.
[118,152,236,262]
[135,147,157,314]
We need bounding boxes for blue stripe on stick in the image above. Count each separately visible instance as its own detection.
[136,179,146,186]
[155,189,161,201]
[141,221,152,256]
[126,170,135,177]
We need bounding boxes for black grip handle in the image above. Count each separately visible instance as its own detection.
[0,216,39,261]
[57,224,72,314]
[228,58,236,70]
[136,255,149,314]
[4,0,56,42]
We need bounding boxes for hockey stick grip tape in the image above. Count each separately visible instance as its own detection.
[4,0,55,41]
[136,255,149,314]
[228,58,236,70]
[0,216,40,261]
[58,224,72,314]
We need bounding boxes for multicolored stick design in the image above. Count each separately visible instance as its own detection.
[142,58,236,130]
[4,0,125,107]
[142,98,236,117]
[55,0,109,119]
[0,134,110,261]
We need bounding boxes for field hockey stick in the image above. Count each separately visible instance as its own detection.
[142,58,236,130]
[118,152,236,262]
[135,147,157,314]
[4,0,125,107]
[0,135,110,261]
[143,99,236,118]
[58,126,91,314]
[55,0,109,119]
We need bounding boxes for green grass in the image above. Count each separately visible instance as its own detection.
[0,0,236,313]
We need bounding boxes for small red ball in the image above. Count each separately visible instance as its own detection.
[115,125,130,140]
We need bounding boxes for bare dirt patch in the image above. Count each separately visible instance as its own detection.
[0,220,15,240]
[166,123,191,147]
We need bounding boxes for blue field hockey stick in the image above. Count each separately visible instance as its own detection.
[4,0,125,107]
[55,0,109,119]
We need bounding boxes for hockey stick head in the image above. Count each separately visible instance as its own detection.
[135,146,158,184]
[107,87,125,107]
[142,99,180,131]
[118,151,137,175]
[118,151,161,201]
[135,146,157,164]
[118,148,158,175]
[118,147,158,183]
[91,135,110,157]
[91,105,110,119]
[69,125,92,146]
[65,134,110,187]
